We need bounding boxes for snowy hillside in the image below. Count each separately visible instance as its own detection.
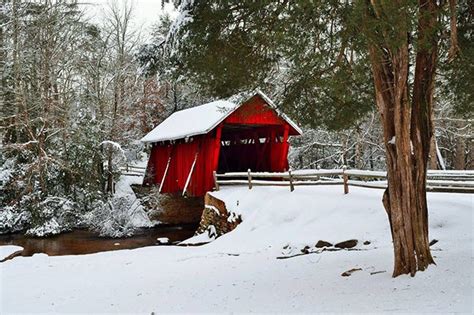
[1,186,472,313]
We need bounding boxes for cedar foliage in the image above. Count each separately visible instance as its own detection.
[168,0,471,276]
[171,0,374,130]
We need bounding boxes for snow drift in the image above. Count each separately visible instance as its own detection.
[0,186,472,313]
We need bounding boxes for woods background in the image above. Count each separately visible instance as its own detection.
[0,1,472,238]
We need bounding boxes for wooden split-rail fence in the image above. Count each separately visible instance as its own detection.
[119,164,147,177]
[213,168,474,194]
[118,164,474,194]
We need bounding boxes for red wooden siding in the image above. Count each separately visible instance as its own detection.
[144,132,219,197]
[224,95,299,135]
[143,94,297,197]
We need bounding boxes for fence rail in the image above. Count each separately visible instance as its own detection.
[118,164,147,177]
[118,164,474,194]
[214,169,474,194]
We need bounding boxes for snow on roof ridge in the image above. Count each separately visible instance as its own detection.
[140,90,302,143]
[140,99,237,143]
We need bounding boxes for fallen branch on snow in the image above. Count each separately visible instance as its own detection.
[276,247,370,260]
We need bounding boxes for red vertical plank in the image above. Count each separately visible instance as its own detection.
[281,124,290,171]
[212,124,223,171]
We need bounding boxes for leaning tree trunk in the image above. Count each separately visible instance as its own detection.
[454,121,466,169]
[428,108,438,170]
[367,0,438,277]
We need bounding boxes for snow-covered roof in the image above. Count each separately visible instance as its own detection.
[141,91,302,143]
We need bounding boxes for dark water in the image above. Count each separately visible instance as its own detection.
[0,224,198,261]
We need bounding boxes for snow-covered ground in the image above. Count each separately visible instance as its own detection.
[0,245,23,260]
[0,186,472,313]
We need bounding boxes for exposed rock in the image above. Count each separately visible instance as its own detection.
[363,240,371,245]
[132,185,204,225]
[341,268,362,277]
[301,245,311,254]
[196,193,242,237]
[429,239,439,246]
[206,225,217,238]
[335,239,358,249]
[315,240,333,248]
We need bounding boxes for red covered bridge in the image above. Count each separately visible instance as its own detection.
[141,91,302,197]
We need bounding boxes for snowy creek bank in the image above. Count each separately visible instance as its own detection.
[132,185,205,225]
[0,224,197,261]
[0,186,472,313]
[208,186,470,249]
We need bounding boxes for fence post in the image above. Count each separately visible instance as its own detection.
[247,168,253,190]
[289,169,294,192]
[213,171,219,191]
[343,166,349,194]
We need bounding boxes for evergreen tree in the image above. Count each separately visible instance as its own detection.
[170,1,374,129]
[0,1,150,237]
[169,0,465,276]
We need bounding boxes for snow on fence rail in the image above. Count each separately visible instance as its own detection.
[213,169,474,194]
[119,164,146,177]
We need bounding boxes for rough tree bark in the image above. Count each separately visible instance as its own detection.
[366,0,439,277]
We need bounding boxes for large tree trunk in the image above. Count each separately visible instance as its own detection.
[367,0,437,277]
